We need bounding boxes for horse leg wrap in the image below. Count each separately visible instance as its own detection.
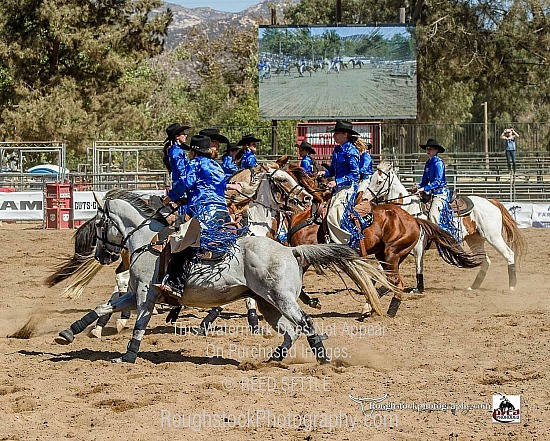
[247,309,259,334]
[470,269,487,290]
[70,310,99,335]
[307,334,329,364]
[121,338,141,363]
[416,274,425,293]
[270,333,293,362]
[96,312,112,328]
[387,297,402,318]
[508,264,517,288]
[199,307,223,334]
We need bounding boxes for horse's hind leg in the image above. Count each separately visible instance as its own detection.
[480,228,516,290]
[376,252,404,318]
[56,292,137,345]
[465,234,490,290]
[255,297,329,364]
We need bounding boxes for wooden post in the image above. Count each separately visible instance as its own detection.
[271,120,278,155]
[336,0,342,23]
[399,7,406,23]
[271,8,278,156]
[483,101,489,170]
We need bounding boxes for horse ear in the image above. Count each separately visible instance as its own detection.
[93,192,105,211]
[276,155,289,168]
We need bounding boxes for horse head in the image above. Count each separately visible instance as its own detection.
[266,167,313,212]
[93,190,168,265]
[364,161,395,202]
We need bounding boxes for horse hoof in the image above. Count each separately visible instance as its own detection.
[111,357,124,364]
[116,319,128,333]
[55,329,74,345]
[467,286,473,291]
[89,326,103,339]
[509,286,515,291]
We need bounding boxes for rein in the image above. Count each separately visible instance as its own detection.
[227,167,309,214]
[96,199,177,261]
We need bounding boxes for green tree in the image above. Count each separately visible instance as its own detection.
[0,0,171,150]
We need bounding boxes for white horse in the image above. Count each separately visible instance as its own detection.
[55,189,392,364]
[364,162,526,292]
[49,166,316,336]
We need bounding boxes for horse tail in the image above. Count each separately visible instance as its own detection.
[292,244,393,316]
[489,198,527,265]
[44,254,103,299]
[415,218,483,268]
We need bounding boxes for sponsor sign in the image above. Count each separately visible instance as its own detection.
[0,191,43,220]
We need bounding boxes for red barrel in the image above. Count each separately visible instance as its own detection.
[45,183,73,229]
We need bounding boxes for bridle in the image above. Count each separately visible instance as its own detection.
[367,168,421,206]
[267,168,311,211]
[365,168,394,203]
[95,199,172,261]
[229,167,312,213]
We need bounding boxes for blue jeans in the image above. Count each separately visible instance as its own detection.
[505,150,516,172]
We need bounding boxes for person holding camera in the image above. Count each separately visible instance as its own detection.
[501,127,519,173]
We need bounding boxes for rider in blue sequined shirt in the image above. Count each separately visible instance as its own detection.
[236,134,261,169]
[297,141,315,177]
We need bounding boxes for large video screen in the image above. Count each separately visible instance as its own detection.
[258,25,417,120]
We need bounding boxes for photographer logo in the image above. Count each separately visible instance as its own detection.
[492,395,520,424]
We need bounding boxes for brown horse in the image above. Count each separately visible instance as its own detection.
[282,166,482,317]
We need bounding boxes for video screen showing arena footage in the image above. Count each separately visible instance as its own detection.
[258,25,417,120]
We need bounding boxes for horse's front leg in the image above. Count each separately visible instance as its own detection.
[407,233,426,294]
[112,283,157,364]
[56,292,137,345]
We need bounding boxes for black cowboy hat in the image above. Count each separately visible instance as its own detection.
[420,138,445,153]
[329,120,360,136]
[296,141,316,155]
[165,123,191,140]
[237,133,262,146]
[187,135,212,155]
[224,142,240,153]
[199,128,230,144]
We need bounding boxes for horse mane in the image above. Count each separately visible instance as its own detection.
[73,216,97,255]
[104,189,169,226]
[286,165,324,204]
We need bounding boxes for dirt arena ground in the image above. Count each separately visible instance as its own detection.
[0,223,548,440]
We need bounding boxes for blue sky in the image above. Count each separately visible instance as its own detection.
[166,0,259,12]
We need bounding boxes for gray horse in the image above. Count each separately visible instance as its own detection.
[55,189,391,364]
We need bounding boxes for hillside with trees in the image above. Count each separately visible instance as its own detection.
[0,0,547,166]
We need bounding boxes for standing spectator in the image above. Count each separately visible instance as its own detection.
[297,141,316,177]
[501,127,520,173]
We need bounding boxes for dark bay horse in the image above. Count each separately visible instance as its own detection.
[281,166,482,317]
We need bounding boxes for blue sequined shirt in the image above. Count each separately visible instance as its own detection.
[324,141,360,188]
[419,155,447,194]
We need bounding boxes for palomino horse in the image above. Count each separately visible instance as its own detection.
[280,166,482,316]
[55,189,393,364]
[47,165,316,335]
[364,162,526,291]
